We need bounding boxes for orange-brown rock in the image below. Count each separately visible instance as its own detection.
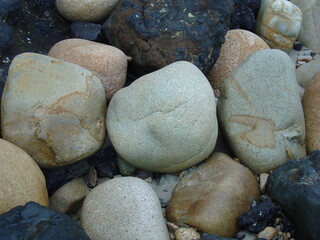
[48,38,129,101]
[166,152,259,238]
[208,29,269,93]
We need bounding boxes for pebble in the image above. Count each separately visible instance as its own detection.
[259,173,269,193]
[257,227,278,240]
[175,227,201,240]
[70,21,102,41]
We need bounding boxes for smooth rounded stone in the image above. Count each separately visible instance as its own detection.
[166,152,259,238]
[208,29,269,93]
[175,227,200,240]
[290,0,320,53]
[48,38,128,101]
[103,0,233,75]
[255,0,302,52]
[296,56,320,88]
[218,49,306,175]
[267,151,320,240]
[302,72,320,152]
[81,177,170,240]
[0,202,90,240]
[1,53,106,168]
[107,61,218,173]
[49,178,90,214]
[0,139,49,214]
[56,0,119,22]
[70,21,102,41]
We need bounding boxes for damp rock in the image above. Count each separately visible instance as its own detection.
[70,21,102,41]
[0,22,13,57]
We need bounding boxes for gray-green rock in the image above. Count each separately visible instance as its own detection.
[296,57,320,89]
[218,49,306,174]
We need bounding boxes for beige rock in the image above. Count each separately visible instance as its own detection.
[48,39,128,101]
[208,29,269,93]
[259,173,269,193]
[175,227,201,240]
[56,0,119,22]
[257,227,278,240]
[166,152,259,238]
[296,57,320,89]
[255,0,302,51]
[49,178,90,214]
[302,72,320,152]
[0,139,48,214]
[1,53,106,168]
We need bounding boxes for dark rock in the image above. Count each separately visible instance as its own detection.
[201,233,237,240]
[229,0,260,31]
[0,0,21,19]
[293,42,303,51]
[0,202,90,240]
[237,196,279,233]
[0,22,14,56]
[70,21,102,41]
[103,0,233,75]
[267,151,320,240]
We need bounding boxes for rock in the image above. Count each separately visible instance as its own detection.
[175,227,201,240]
[267,151,320,240]
[0,139,49,214]
[255,0,302,52]
[236,231,256,240]
[237,196,279,234]
[49,178,90,214]
[56,0,120,22]
[103,0,234,75]
[1,53,106,168]
[208,29,269,93]
[0,0,20,19]
[229,0,261,31]
[290,0,320,53]
[302,72,320,152]
[166,152,259,238]
[257,227,278,240]
[107,61,218,173]
[200,234,237,240]
[117,155,136,176]
[0,22,13,57]
[70,21,102,41]
[81,177,170,240]
[48,38,128,101]
[217,49,306,175]
[259,173,269,193]
[0,202,90,240]
[296,56,320,89]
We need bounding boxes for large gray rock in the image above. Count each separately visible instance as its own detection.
[1,53,106,168]
[218,49,306,174]
[296,57,320,89]
[107,61,218,173]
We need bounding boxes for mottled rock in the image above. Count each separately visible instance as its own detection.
[1,53,106,168]
[255,0,302,52]
[166,152,259,238]
[0,139,49,214]
[218,49,306,174]
[56,0,119,22]
[296,57,320,89]
[81,177,170,240]
[48,38,128,101]
[175,227,201,240]
[49,178,90,214]
[103,0,233,75]
[267,151,320,240]
[0,202,90,240]
[107,61,218,173]
[70,21,102,41]
[208,29,269,93]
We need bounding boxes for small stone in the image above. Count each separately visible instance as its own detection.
[293,42,303,51]
[237,231,257,240]
[97,177,111,185]
[88,167,97,187]
[259,173,269,193]
[296,57,320,88]
[257,227,278,240]
[70,21,102,41]
[167,222,179,232]
[200,233,237,240]
[49,178,90,214]
[117,155,136,176]
[175,227,201,240]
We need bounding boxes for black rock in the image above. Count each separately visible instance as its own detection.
[0,0,21,19]
[267,151,320,240]
[293,42,303,51]
[103,0,234,75]
[0,202,90,240]
[70,21,102,41]
[0,22,14,56]
[237,196,279,233]
[201,233,237,240]
[229,0,260,31]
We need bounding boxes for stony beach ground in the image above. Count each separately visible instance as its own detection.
[1,0,320,240]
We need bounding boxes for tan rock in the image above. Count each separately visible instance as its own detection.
[257,227,278,240]
[259,173,269,193]
[302,72,320,152]
[48,39,128,101]
[208,29,269,93]
[175,227,201,240]
[49,178,90,214]
[0,139,48,214]
[166,152,259,238]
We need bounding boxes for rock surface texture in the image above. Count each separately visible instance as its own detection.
[0,202,90,240]
[166,152,259,238]
[107,61,218,173]
[296,56,320,88]
[81,177,170,240]
[208,29,269,93]
[1,53,106,168]
[267,151,320,240]
[218,49,306,174]
[0,139,49,214]
[103,0,233,74]
[48,38,128,101]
